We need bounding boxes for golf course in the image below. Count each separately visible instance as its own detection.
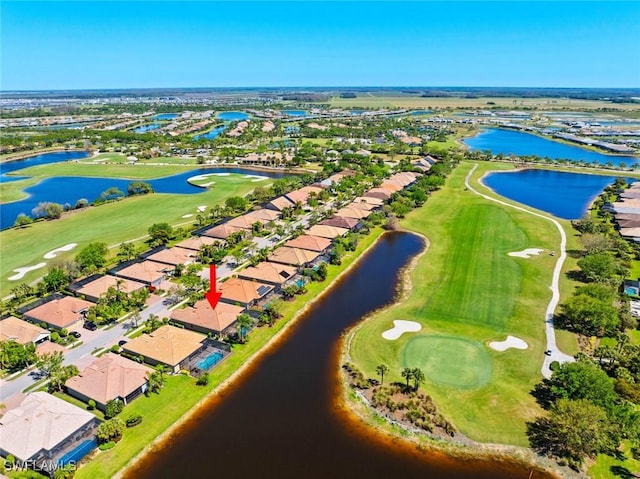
[348,161,580,446]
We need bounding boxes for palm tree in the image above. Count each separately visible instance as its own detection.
[411,368,425,391]
[376,364,389,385]
[236,314,253,343]
[401,367,413,390]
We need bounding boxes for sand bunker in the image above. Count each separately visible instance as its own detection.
[9,263,47,281]
[489,335,528,352]
[188,174,210,182]
[197,206,207,212]
[251,177,267,182]
[212,173,231,176]
[181,214,194,218]
[43,243,77,259]
[508,248,543,259]
[382,320,422,340]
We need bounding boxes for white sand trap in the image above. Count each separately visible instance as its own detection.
[489,335,528,352]
[43,243,77,259]
[251,177,267,182]
[382,320,422,340]
[201,181,215,187]
[188,174,210,182]
[181,214,194,218]
[197,205,207,212]
[9,263,47,281]
[212,173,231,176]
[508,248,543,259]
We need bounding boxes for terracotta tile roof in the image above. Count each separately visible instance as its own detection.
[319,216,360,229]
[170,299,244,333]
[122,325,205,368]
[75,275,146,300]
[226,214,266,229]
[363,188,392,200]
[244,209,281,222]
[352,196,384,206]
[176,236,219,251]
[0,392,96,461]
[285,234,332,252]
[147,247,197,266]
[219,278,274,304]
[65,353,152,406]
[267,246,320,266]
[0,316,49,345]
[36,341,67,356]
[307,224,348,239]
[201,223,245,239]
[285,186,323,205]
[268,196,295,211]
[25,296,93,329]
[348,201,376,211]
[335,207,371,219]
[379,182,403,192]
[238,262,297,285]
[116,260,170,284]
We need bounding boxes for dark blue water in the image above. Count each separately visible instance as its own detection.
[348,109,366,115]
[0,167,288,229]
[193,125,226,140]
[217,111,249,121]
[153,113,178,120]
[134,123,162,133]
[465,128,639,166]
[411,110,433,115]
[483,169,624,219]
[282,110,307,117]
[0,151,90,182]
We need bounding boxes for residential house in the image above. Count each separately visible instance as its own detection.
[363,188,393,201]
[176,235,219,251]
[170,299,244,336]
[201,223,246,240]
[65,353,152,411]
[219,278,274,307]
[307,224,349,239]
[352,196,384,207]
[23,295,93,331]
[70,274,146,303]
[266,196,295,212]
[113,260,172,287]
[0,316,49,345]
[334,207,371,220]
[319,216,361,230]
[0,392,100,474]
[237,262,297,287]
[244,208,281,222]
[268,246,320,267]
[121,325,206,374]
[285,234,332,253]
[146,247,197,267]
[285,186,324,206]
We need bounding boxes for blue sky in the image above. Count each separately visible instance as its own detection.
[1,1,638,90]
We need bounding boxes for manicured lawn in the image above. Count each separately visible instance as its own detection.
[76,227,384,479]
[588,441,640,479]
[0,174,258,296]
[349,161,581,446]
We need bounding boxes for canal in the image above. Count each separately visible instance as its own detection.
[126,232,550,479]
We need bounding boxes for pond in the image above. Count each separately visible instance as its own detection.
[133,123,162,133]
[193,125,227,140]
[153,113,178,120]
[483,169,626,219]
[216,111,249,121]
[125,232,552,479]
[282,109,307,117]
[0,151,91,183]
[464,128,639,166]
[0,167,288,230]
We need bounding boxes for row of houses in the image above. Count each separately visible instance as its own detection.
[612,181,640,241]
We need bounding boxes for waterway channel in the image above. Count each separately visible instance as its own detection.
[126,232,551,479]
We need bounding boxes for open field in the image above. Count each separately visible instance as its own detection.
[349,161,580,446]
[328,95,640,111]
[75,227,384,479]
[0,174,261,296]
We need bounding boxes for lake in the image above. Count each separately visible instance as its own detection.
[193,125,226,140]
[125,231,550,479]
[0,151,91,183]
[216,111,249,121]
[153,113,178,120]
[0,167,288,229]
[282,109,307,117]
[464,128,639,166]
[133,123,162,133]
[483,169,625,219]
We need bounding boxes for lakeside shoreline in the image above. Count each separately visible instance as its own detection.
[110,228,388,479]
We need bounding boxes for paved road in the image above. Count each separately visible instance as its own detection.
[0,297,172,401]
[464,164,574,378]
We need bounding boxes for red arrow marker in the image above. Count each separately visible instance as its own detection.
[205,264,222,310]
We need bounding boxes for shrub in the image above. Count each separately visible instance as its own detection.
[50,332,60,343]
[105,398,124,419]
[125,414,143,428]
[97,418,124,443]
[98,441,116,451]
[87,399,96,411]
[110,344,119,353]
[196,373,209,386]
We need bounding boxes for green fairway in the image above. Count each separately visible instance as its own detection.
[0,174,264,296]
[402,335,492,389]
[349,161,580,446]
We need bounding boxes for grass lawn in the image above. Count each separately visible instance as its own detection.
[349,161,581,446]
[588,441,640,479]
[75,227,384,479]
[0,174,258,296]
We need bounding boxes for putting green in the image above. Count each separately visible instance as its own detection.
[402,335,492,389]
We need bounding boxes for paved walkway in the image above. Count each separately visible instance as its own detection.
[464,164,574,378]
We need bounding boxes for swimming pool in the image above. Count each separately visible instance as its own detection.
[196,351,224,370]
[58,438,97,465]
